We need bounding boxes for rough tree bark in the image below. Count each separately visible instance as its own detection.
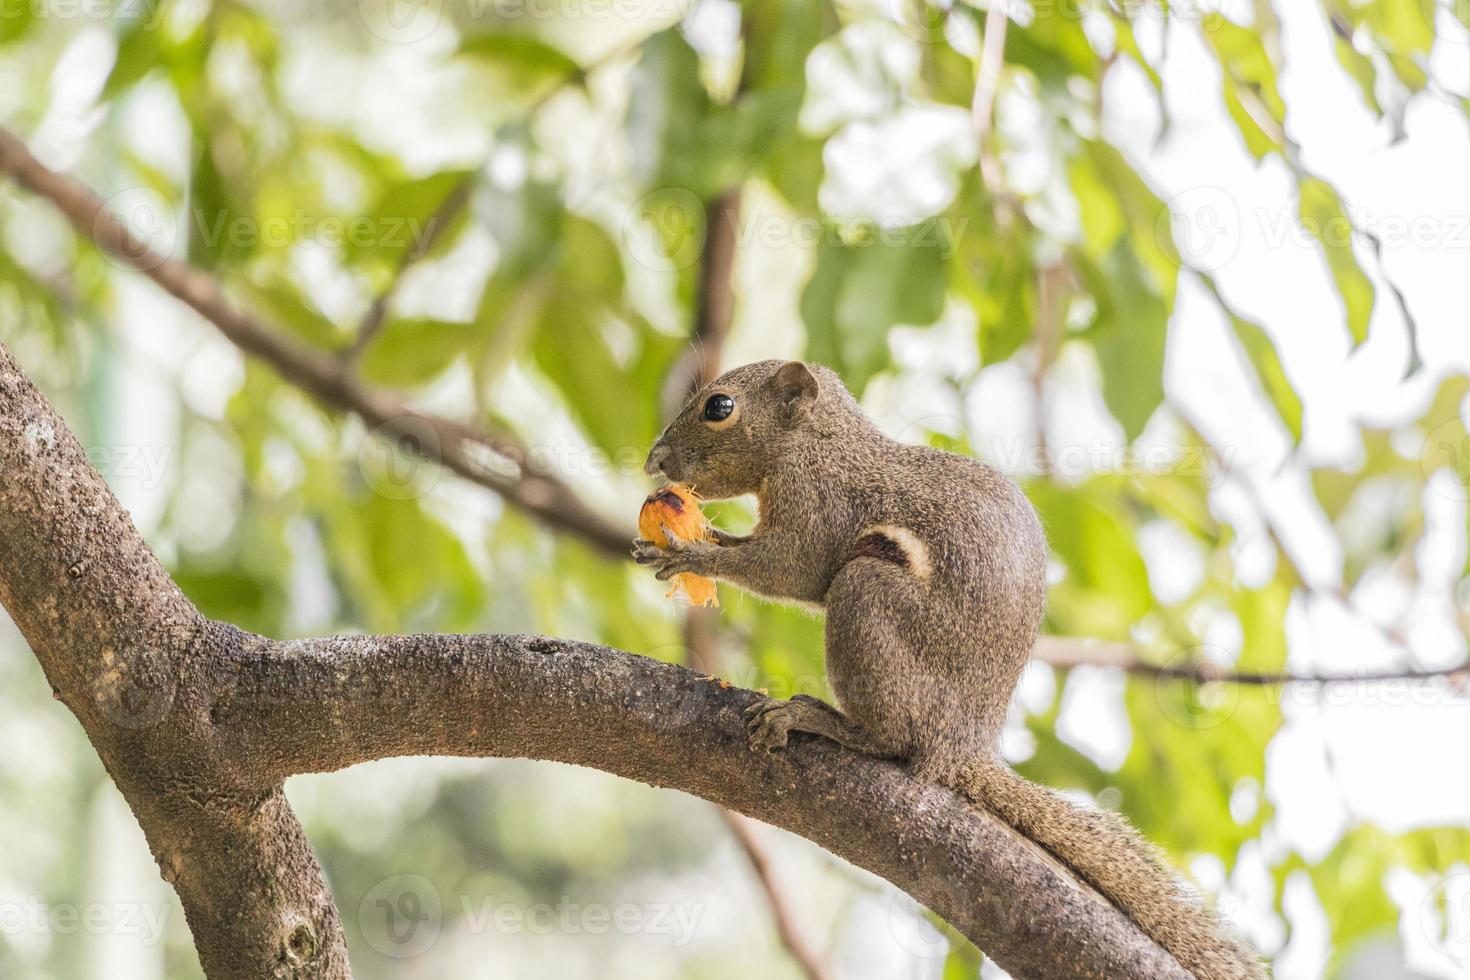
[0,342,1193,978]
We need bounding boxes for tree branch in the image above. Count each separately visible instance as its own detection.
[0,126,630,559]
[0,337,1190,978]
[1034,636,1469,686]
[718,811,833,980]
[339,177,474,367]
[206,628,1192,979]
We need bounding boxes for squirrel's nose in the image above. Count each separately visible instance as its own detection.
[644,443,671,477]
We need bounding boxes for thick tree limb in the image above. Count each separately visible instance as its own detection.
[0,339,1192,977]
[0,342,347,977]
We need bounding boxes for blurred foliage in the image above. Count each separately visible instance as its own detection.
[2,1,1470,978]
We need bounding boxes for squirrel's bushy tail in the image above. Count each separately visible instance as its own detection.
[957,760,1265,980]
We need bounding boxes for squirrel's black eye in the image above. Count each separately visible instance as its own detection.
[702,394,735,422]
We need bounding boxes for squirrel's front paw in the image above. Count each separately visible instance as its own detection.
[632,536,718,581]
[743,699,794,753]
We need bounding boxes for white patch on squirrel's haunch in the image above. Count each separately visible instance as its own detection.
[867,524,932,580]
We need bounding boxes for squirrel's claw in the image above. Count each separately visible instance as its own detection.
[631,539,668,565]
[745,698,793,753]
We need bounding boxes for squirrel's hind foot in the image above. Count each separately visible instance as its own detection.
[744,695,900,758]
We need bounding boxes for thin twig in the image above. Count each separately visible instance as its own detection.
[1031,261,1065,477]
[971,2,1010,194]
[721,811,835,980]
[340,177,474,367]
[1033,636,1470,686]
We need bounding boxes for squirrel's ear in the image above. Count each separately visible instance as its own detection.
[774,360,819,412]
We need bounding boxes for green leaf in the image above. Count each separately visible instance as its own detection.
[743,0,827,95]
[458,32,580,75]
[529,217,678,457]
[1299,177,1374,347]
[1199,275,1304,442]
[947,177,1034,366]
[627,29,725,198]
[1002,9,1097,92]
[478,169,565,282]
[0,1,34,44]
[186,138,252,270]
[1203,15,1287,158]
[1230,315,1304,441]
[1075,244,1170,441]
[324,491,483,633]
[1029,481,1156,638]
[1069,153,1126,260]
[1112,14,1162,94]
[102,21,164,100]
[456,32,582,98]
[359,318,481,387]
[237,275,343,350]
[1365,0,1436,57]
[1332,34,1383,115]
[800,221,951,392]
[344,170,472,268]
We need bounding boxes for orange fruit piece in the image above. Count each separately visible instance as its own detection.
[639,484,720,608]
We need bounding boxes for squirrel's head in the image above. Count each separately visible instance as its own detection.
[645,359,838,499]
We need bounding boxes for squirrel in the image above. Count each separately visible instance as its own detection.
[634,359,1265,980]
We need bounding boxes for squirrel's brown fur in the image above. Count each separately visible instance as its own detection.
[635,359,1265,980]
